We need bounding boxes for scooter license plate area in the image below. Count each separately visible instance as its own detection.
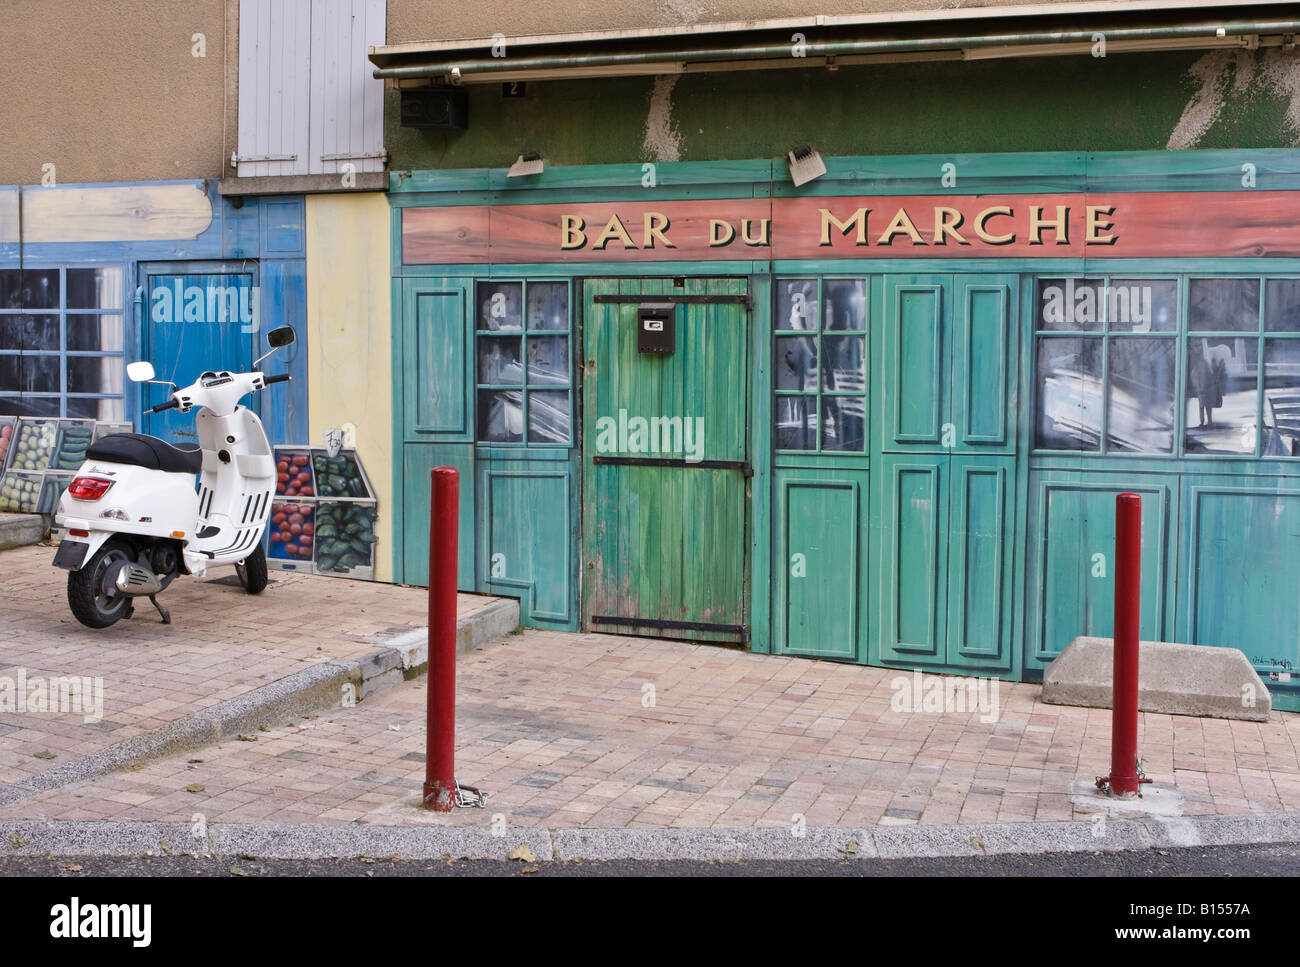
[53,540,89,571]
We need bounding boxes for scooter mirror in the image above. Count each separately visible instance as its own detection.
[126,361,156,382]
[266,326,295,349]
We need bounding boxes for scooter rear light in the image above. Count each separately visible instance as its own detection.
[68,477,114,501]
[69,529,90,537]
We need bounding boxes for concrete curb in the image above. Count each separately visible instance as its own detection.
[0,513,44,549]
[2,812,1297,861]
[0,597,520,808]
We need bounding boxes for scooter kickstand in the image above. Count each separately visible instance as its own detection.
[148,595,171,624]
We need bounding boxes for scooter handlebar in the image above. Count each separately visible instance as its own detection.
[149,398,180,414]
[263,373,292,385]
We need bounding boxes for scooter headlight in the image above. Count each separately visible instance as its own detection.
[99,507,129,521]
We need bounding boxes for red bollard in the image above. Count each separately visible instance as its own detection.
[423,467,459,811]
[1101,492,1149,796]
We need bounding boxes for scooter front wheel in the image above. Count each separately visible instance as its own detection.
[236,544,269,594]
[67,538,135,629]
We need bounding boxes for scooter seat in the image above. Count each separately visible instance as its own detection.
[85,433,203,474]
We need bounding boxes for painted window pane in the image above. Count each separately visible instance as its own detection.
[68,356,123,395]
[526,335,569,386]
[1188,278,1259,332]
[821,396,865,452]
[1263,339,1300,456]
[823,279,866,330]
[1265,279,1300,332]
[1184,337,1258,454]
[526,282,568,330]
[775,395,817,450]
[774,335,817,390]
[1036,278,1105,331]
[0,314,59,350]
[66,268,124,310]
[527,390,570,445]
[477,389,523,443]
[67,397,125,422]
[67,314,124,352]
[0,396,59,417]
[0,268,59,309]
[1035,336,1103,450]
[476,282,523,331]
[776,280,818,331]
[1106,337,1175,453]
[1108,279,1178,333]
[477,335,522,384]
[821,334,865,392]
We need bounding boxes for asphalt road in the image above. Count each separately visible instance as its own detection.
[2,842,1298,876]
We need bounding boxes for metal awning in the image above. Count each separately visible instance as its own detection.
[369,0,1300,84]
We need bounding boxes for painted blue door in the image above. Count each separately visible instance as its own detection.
[138,264,260,445]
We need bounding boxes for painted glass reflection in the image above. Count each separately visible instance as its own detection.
[776,279,818,330]
[1036,337,1103,450]
[775,335,817,391]
[1106,337,1175,453]
[1184,337,1258,454]
[477,335,523,384]
[477,389,523,443]
[476,282,523,331]
[821,396,865,451]
[526,282,568,330]
[1263,339,1300,456]
[821,334,865,392]
[1108,279,1178,332]
[1265,279,1300,333]
[1188,278,1259,332]
[526,335,568,385]
[775,395,817,450]
[823,279,866,330]
[527,390,570,444]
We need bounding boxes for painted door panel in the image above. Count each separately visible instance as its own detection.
[1179,479,1300,710]
[581,277,750,643]
[879,457,949,663]
[877,274,1017,671]
[1025,472,1172,669]
[140,265,259,445]
[774,472,862,659]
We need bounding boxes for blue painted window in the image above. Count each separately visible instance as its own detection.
[0,267,126,421]
[773,277,867,452]
[474,280,571,446]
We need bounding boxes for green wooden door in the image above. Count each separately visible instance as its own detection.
[878,274,1018,671]
[581,278,750,643]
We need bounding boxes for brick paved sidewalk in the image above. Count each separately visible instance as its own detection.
[0,545,495,786]
[4,628,1297,828]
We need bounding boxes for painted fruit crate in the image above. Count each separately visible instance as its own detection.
[0,470,44,513]
[311,500,377,580]
[8,418,59,473]
[38,474,71,515]
[0,416,15,470]
[92,421,132,442]
[265,498,316,574]
[273,447,316,500]
[308,449,374,500]
[51,421,95,472]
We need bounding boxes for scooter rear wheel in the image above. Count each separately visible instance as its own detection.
[67,538,135,629]
[236,544,269,594]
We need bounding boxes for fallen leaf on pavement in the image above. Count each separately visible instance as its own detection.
[33,750,54,760]
[185,783,205,793]
[63,864,82,872]
[508,844,536,863]
[841,841,859,855]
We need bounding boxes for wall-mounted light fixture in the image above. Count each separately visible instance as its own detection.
[787,144,826,187]
[508,151,545,178]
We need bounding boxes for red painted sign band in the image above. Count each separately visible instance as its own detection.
[401,191,1300,264]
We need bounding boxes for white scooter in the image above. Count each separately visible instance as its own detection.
[52,326,296,628]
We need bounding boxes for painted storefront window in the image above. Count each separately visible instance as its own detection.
[475,280,572,445]
[0,267,126,421]
[774,278,867,452]
[1035,276,1300,457]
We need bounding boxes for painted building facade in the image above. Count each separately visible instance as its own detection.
[372,3,1300,711]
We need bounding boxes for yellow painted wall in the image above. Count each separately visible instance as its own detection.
[305,193,395,583]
